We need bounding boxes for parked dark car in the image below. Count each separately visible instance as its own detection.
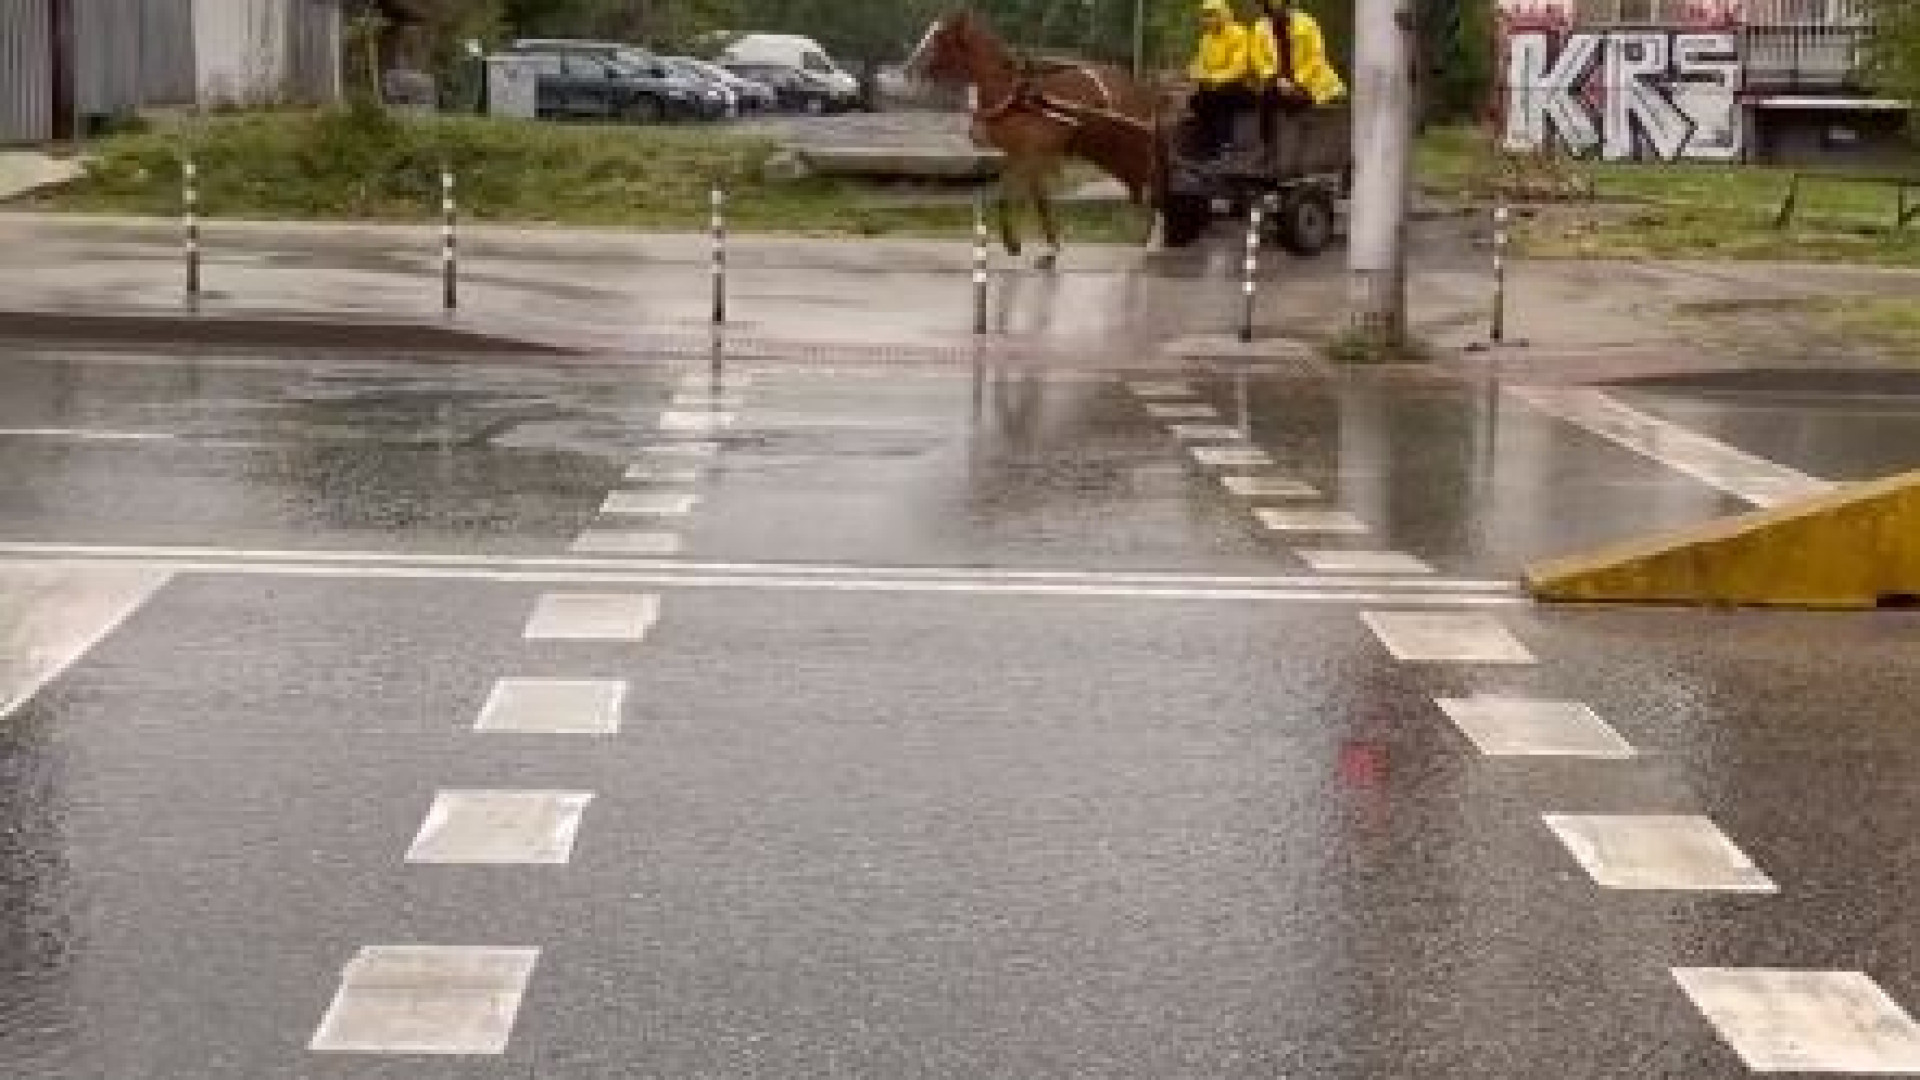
[506,40,722,122]
[721,62,851,115]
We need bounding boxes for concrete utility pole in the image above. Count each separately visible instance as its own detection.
[1347,0,1416,347]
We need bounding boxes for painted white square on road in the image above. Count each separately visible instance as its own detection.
[660,411,735,433]
[1674,968,1920,1072]
[572,530,683,556]
[1437,697,1633,758]
[1545,814,1775,892]
[1222,476,1319,499]
[407,790,594,865]
[601,491,699,516]
[1145,403,1220,420]
[310,945,539,1055]
[1127,380,1196,399]
[1191,447,1274,468]
[1361,612,1536,664]
[623,464,704,484]
[1296,550,1433,574]
[1169,424,1245,443]
[476,678,625,735]
[1257,510,1368,534]
[639,441,720,457]
[524,593,660,642]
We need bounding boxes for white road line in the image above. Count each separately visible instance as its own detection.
[1223,476,1320,499]
[476,678,626,734]
[1295,550,1433,574]
[571,531,684,556]
[524,593,661,641]
[309,945,539,1055]
[1144,403,1220,420]
[1673,969,1920,1073]
[600,492,699,517]
[406,791,594,865]
[0,542,1520,592]
[1257,510,1369,535]
[1507,385,1836,508]
[1169,424,1246,443]
[1362,612,1537,663]
[1543,814,1775,892]
[0,565,172,721]
[2,556,1528,605]
[1436,697,1634,758]
[1191,447,1274,468]
[0,427,182,442]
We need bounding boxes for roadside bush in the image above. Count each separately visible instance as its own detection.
[52,109,783,224]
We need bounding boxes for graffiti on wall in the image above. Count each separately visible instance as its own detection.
[1503,30,1744,161]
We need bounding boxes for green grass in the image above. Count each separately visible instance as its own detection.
[28,108,1150,243]
[1417,125,1920,267]
[1822,296,1920,362]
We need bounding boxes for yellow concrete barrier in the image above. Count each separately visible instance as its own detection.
[1526,469,1920,609]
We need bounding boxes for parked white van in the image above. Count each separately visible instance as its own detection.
[720,34,859,99]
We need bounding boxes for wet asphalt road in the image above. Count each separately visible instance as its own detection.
[5,345,1920,1078]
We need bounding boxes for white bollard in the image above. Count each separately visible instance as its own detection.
[710,186,728,326]
[183,158,201,307]
[441,170,458,312]
[1239,201,1264,343]
[972,192,990,336]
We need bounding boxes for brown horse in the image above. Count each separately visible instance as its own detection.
[910,9,1161,266]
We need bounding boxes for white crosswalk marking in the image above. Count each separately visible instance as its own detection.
[1257,510,1368,534]
[1362,612,1537,664]
[1436,697,1633,757]
[1191,447,1274,468]
[1126,380,1197,398]
[476,678,627,734]
[0,565,171,721]
[1674,969,1920,1072]
[639,442,720,457]
[524,593,661,641]
[1544,814,1775,892]
[310,946,540,1055]
[623,464,704,484]
[601,491,699,517]
[1169,424,1246,442]
[1222,476,1320,499]
[406,790,595,865]
[1144,403,1220,420]
[572,531,684,556]
[660,411,735,433]
[1295,550,1433,574]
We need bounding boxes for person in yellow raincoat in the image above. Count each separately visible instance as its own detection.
[1188,0,1252,158]
[1250,0,1346,149]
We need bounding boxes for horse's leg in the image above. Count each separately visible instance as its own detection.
[1033,178,1062,271]
[997,167,1023,258]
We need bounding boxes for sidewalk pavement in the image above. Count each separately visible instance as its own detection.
[1,211,1915,377]
[0,153,81,202]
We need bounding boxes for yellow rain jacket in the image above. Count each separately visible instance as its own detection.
[1251,9,1347,104]
[1189,0,1251,88]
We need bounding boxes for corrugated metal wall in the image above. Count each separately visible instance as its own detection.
[73,0,144,117]
[139,0,196,104]
[286,0,339,103]
[0,0,53,143]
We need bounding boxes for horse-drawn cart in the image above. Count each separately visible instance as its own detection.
[1158,105,1352,254]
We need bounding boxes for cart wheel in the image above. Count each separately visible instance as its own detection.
[1274,187,1336,257]
[1161,193,1212,248]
